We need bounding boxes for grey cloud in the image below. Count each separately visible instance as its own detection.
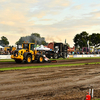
[30,14,100,37]
[29,0,72,15]
[71,5,82,10]
[0,24,15,32]
[90,3,100,7]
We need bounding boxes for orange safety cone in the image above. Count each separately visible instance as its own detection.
[86,92,91,100]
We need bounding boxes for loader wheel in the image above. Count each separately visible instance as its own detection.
[37,56,44,63]
[26,55,32,63]
[15,59,22,63]
[53,53,58,59]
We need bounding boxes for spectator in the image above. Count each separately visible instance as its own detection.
[77,51,79,54]
[72,51,74,55]
[7,51,10,55]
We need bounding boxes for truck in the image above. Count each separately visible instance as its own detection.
[45,42,68,59]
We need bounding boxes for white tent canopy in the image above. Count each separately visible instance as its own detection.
[35,45,50,51]
[0,45,4,48]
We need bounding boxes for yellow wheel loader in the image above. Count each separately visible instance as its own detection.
[11,42,44,63]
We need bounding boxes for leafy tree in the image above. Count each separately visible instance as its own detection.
[89,33,100,48]
[1,36,9,46]
[41,40,46,45]
[30,37,35,43]
[73,31,89,49]
[66,43,70,48]
[31,33,40,38]
[16,33,47,45]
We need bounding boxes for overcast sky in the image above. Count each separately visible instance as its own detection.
[0,0,100,47]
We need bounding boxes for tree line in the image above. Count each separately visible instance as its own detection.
[0,31,100,49]
[0,36,9,46]
[0,33,47,46]
[15,33,47,45]
[73,31,100,49]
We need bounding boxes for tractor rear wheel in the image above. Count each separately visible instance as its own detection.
[26,55,32,63]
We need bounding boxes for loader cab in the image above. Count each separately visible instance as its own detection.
[23,43,29,49]
[22,43,35,51]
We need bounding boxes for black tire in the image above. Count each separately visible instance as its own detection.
[53,53,58,59]
[37,55,44,63]
[26,55,32,63]
[63,53,67,59]
[66,53,67,58]
[48,55,51,59]
[15,59,22,63]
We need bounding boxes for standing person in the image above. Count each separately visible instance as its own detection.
[7,50,10,55]
[72,51,74,55]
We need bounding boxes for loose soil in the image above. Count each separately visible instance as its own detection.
[0,58,100,100]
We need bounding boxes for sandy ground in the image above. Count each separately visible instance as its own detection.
[0,59,100,100]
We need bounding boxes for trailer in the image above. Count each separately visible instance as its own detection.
[45,42,68,59]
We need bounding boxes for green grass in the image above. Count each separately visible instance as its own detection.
[0,57,100,62]
[52,57,100,60]
[0,57,100,71]
[0,61,100,71]
[0,59,14,62]
[93,99,100,100]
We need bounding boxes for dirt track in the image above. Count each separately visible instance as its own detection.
[0,58,100,100]
[0,58,100,68]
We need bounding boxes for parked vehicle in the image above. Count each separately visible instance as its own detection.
[45,42,68,59]
[4,46,16,54]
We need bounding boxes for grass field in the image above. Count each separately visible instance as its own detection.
[1,57,100,71]
[0,61,100,71]
[1,57,100,62]
[0,59,14,62]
